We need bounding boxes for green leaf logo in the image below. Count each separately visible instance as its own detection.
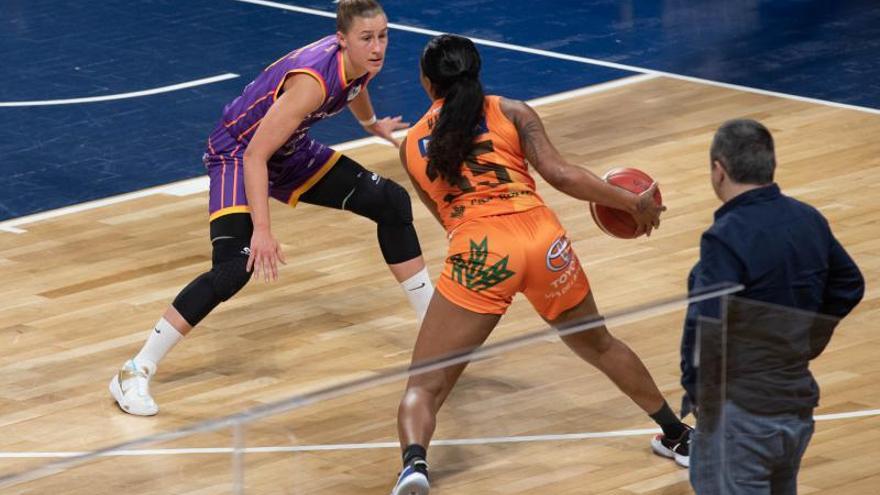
[449,237,516,291]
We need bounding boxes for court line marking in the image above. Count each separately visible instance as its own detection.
[0,184,199,234]
[234,0,880,117]
[0,73,656,234]
[3,2,877,230]
[0,73,240,107]
[0,408,876,459]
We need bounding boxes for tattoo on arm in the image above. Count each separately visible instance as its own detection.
[520,112,549,167]
[502,98,554,168]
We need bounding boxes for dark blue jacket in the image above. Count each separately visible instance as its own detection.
[681,184,864,415]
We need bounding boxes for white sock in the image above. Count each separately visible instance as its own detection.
[400,267,434,323]
[133,317,183,368]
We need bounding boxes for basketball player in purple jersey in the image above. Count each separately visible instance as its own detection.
[110,0,434,416]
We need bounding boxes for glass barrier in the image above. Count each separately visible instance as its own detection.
[695,296,847,494]
[0,284,743,494]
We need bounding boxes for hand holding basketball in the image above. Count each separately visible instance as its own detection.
[590,168,665,239]
[633,182,666,237]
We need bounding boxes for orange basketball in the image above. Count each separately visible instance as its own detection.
[589,168,662,239]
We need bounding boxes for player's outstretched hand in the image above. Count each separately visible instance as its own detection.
[367,115,409,147]
[246,227,287,283]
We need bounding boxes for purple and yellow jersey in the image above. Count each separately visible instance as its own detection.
[205,35,371,220]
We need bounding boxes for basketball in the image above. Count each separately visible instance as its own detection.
[589,168,662,239]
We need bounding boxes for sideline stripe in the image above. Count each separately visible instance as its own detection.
[0,409,876,459]
[0,74,240,107]
[234,0,880,116]
[0,74,654,234]
[0,177,210,234]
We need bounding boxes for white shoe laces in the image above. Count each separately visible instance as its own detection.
[123,360,152,399]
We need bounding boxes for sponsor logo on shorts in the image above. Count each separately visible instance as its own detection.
[545,260,580,300]
[545,235,573,272]
[449,237,515,291]
[545,236,581,300]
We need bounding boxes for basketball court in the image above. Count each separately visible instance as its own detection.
[1,1,878,493]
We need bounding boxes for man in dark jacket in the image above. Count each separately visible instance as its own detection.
[679,119,864,494]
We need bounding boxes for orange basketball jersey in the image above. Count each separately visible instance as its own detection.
[404,95,545,231]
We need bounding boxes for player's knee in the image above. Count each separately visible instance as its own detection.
[209,237,253,300]
[172,258,251,326]
[348,174,413,225]
[404,375,449,409]
[381,179,414,225]
[400,386,435,414]
[211,256,252,300]
[172,237,253,326]
[560,325,614,356]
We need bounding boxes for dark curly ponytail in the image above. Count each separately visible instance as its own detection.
[420,35,484,186]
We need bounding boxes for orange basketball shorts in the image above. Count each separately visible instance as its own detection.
[437,206,590,320]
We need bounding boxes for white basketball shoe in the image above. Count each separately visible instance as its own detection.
[109,359,158,416]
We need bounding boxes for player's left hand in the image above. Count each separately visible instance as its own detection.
[367,116,409,147]
[632,182,666,237]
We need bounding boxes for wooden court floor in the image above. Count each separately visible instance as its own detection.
[1,76,878,494]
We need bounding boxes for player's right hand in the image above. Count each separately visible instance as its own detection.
[632,182,666,237]
[366,115,410,147]
[247,227,287,282]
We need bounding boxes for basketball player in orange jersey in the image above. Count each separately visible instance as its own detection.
[390,35,689,494]
[108,0,435,417]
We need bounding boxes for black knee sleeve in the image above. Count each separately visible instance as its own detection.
[211,256,252,300]
[347,174,414,225]
[346,176,422,264]
[172,237,252,326]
